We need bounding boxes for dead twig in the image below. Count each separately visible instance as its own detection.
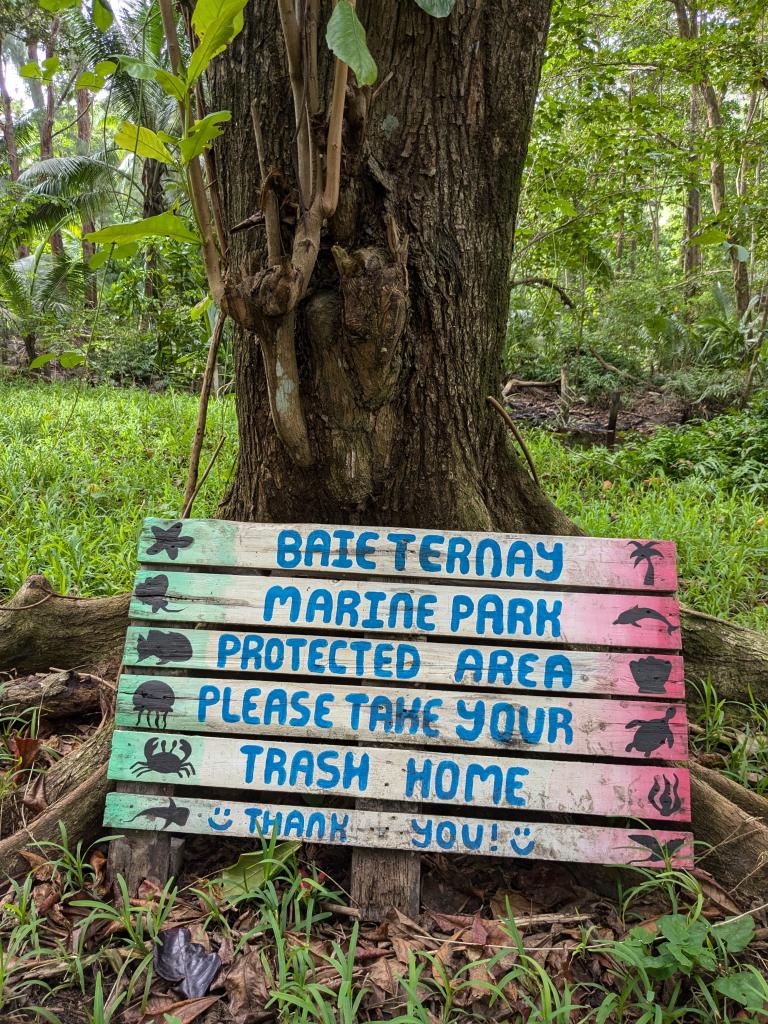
[182,311,227,515]
[486,395,541,489]
[182,434,226,519]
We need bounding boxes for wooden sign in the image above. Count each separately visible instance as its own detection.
[105,518,693,870]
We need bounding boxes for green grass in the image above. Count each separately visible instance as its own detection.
[0,379,237,600]
[0,379,765,632]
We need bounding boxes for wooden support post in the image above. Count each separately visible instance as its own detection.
[106,781,183,895]
[351,801,420,921]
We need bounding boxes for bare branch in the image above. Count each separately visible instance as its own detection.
[278,0,313,205]
[510,276,575,309]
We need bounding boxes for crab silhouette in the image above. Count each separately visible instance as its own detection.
[625,706,677,757]
[130,737,195,778]
[627,540,664,586]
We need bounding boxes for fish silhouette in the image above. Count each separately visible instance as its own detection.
[627,541,664,586]
[146,522,194,560]
[613,605,679,635]
[630,656,672,694]
[134,574,182,613]
[629,834,686,864]
[129,797,190,830]
[136,629,193,664]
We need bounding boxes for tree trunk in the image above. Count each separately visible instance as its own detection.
[210,0,563,536]
[142,157,166,301]
[682,82,701,303]
[38,23,64,257]
[76,86,96,307]
[0,50,20,180]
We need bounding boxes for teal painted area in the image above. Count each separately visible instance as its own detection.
[138,517,238,567]
[108,729,204,783]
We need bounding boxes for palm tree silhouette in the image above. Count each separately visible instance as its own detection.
[627,541,664,585]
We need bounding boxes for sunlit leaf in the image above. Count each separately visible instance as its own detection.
[326,1,377,86]
[86,212,200,246]
[114,122,175,165]
[188,0,249,85]
[92,0,114,31]
[156,70,187,102]
[95,60,117,76]
[88,242,139,269]
[692,227,729,246]
[76,71,104,90]
[413,0,457,16]
[59,352,86,369]
[179,111,232,164]
[39,0,79,10]
[42,56,61,75]
[29,353,58,368]
[20,62,42,80]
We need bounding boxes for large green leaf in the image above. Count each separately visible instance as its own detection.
[39,0,79,10]
[92,0,114,31]
[692,227,729,246]
[220,842,300,904]
[179,111,232,164]
[713,914,755,954]
[187,0,249,85]
[86,213,199,246]
[20,63,42,80]
[712,972,766,1010]
[413,0,456,16]
[114,122,175,165]
[326,1,377,86]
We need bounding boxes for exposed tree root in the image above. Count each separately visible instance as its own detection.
[0,723,113,848]
[0,669,104,719]
[0,575,129,674]
[690,763,768,907]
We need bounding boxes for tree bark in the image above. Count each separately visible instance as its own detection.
[0,575,129,674]
[0,669,103,719]
[210,0,563,535]
[39,22,64,257]
[0,49,20,181]
[76,86,96,307]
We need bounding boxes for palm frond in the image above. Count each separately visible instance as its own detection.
[0,260,33,321]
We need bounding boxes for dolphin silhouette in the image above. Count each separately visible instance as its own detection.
[613,605,679,634]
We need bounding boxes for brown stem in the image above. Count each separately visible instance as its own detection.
[251,100,283,263]
[486,396,541,488]
[278,0,313,205]
[157,0,225,302]
[323,54,349,218]
[182,312,226,514]
[182,434,226,518]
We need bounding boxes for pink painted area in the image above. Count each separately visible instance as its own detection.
[558,594,681,650]
[592,828,694,869]
[580,765,691,821]
[607,653,685,699]
[609,539,677,592]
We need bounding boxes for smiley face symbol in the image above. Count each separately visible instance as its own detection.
[208,806,233,831]
[509,826,535,856]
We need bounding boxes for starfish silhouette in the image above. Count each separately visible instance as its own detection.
[146,522,194,560]
[627,540,664,586]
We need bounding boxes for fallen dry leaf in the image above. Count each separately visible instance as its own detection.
[21,774,47,816]
[132,994,219,1024]
[6,734,42,772]
[224,946,271,1024]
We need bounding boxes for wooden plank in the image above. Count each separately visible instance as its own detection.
[122,626,686,698]
[128,571,682,650]
[116,675,689,761]
[103,793,694,868]
[107,730,691,821]
[138,518,678,592]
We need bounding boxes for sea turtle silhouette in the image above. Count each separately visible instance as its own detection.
[625,706,677,757]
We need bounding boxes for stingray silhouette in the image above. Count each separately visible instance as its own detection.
[134,574,183,613]
[629,834,686,864]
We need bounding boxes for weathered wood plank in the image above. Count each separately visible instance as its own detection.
[103,793,694,868]
[128,572,682,650]
[138,519,678,592]
[116,675,689,761]
[107,730,691,821]
[122,626,685,698]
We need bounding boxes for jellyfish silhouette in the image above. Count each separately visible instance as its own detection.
[133,679,176,728]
